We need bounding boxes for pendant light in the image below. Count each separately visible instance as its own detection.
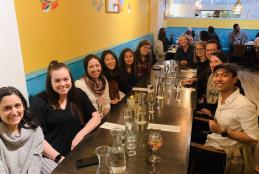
[233,0,243,15]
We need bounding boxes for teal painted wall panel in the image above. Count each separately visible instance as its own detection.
[26,34,154,96]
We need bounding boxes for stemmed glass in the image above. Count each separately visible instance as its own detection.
[96,97,104,115]
[123,109,133,132]
[147,92,156,114]
[148,130,162,164]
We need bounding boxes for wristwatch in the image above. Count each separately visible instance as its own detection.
[54,154,62,163]
[221,128,228,137]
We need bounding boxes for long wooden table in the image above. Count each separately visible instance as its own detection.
[52,69,196,174]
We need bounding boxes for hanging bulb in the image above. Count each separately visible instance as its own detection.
[233,0,243,15]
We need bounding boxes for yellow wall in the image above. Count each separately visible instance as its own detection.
[14,0,151,73]
[164,18,259,29]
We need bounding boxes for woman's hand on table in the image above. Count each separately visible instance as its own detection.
[180,60,188,66]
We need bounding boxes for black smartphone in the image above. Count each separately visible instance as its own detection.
[75,155,99,168]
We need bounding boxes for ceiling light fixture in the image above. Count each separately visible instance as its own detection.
[233,0,243,15]
[195,0,202,10]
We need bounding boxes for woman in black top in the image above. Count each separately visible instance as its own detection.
[119,48,138,94]
[175,34,195,67]
[101,50,123,105]
[30,60,102,173]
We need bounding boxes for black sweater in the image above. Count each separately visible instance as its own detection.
[30,88,96,156]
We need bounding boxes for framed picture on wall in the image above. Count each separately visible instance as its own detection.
[105,0,119,13]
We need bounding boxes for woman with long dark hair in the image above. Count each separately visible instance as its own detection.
[119,48,138,94]
[75,54,110,115]
[30,60,101,173]
[134,40,153,79]
[101,50,124,105]
[0,86,43,174]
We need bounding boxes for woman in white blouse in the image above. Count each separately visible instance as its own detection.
[75,54,110,115]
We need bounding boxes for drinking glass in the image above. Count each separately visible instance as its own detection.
[96,97,103,115]
[95,146,110,174]
[147,92,156,114]
[148,130,162,164]
[127,96,135,112]
[147,84,154,94]
[123,109,133,132]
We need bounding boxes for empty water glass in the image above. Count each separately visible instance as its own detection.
[123,109,133,132]
[95,146,110,174]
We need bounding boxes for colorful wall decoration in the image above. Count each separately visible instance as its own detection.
[91,0,104,11]
[40,0,59,12]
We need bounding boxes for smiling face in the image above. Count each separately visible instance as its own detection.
[87,58,102,80]
[50,67,72,96]
[179,36,188,47]
[104,53,116,70]
[195,44,206,61]
[0,94,24,131]
[124,51,134,66]
[213,68,237,93]
[140,44,151,57]
[210,55,223,71]
[206,43,218,59]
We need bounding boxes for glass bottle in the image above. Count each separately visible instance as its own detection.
[109,128,126,174]
[156,77,164,100]
[95,146,110,174]
[135,93,147,125]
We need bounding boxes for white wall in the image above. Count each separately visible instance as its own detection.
[150,0,166,42]
[0,0,28,98]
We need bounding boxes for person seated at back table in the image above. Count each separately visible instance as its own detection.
[229,23,248,45]
[190,64,258,174]
[101,50,125,105]
[199,30,210,42]
[155,27,173,62]
[75,54,111,115]
[208,26,220,44]
[175,34,195,67]
[134,40,153,80]
[184,27,196,44]
[119,48,138,94]
[30,60,102,174]
[0,86,44,174]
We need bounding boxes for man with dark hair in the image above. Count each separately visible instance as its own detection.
[190,64,258,173]
[229,23,248,45]
[206,39,221,59]
[206,64,258,173]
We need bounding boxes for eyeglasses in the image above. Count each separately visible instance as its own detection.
[206,49,217,52]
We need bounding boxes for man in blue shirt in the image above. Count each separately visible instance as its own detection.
[229,23,248,45]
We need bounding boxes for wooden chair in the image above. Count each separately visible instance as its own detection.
[188,142,226,174]
[229,44,247,70]
[256,47,259,64]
